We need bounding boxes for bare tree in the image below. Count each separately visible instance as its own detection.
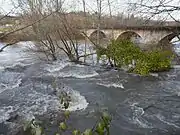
[82,0,87,62]
[107,0,114,38]
[129,0,180,21]
[18,0,97,62]
[96,0,103,46]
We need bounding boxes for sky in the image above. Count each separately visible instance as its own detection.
[0,0,180,21]
[0,0,15,13]
[0,0,128,15]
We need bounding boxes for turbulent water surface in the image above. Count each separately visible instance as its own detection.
[1,42,180,135]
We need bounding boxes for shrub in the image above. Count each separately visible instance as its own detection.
[97,39,173,75]
[133,50,172,75]
[24,111,112,135]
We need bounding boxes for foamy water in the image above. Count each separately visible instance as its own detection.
[57,71,99,78]
[0,41,37,69]
[0,106,17,123]
[43,57,99,79]
[60,90,89,111]
[149,73,159,77]
[0,66,4,71]
[1,41,180,134]
[0,80,89,124]
[130,103,153,128]
[47,63,99,79]
[0,72,22,93]
[97,82,124,89]
[156,114,180,128]
[0,92,60,123]
[44,60,71,73]
[20,91,60,119]
[173,65,180,68]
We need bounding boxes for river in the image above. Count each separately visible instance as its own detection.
[0,41,180,135]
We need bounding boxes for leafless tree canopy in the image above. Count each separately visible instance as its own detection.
[128,0,180,24]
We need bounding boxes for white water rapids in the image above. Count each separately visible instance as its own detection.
[1,41,180,135]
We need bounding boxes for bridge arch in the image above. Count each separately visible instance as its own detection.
[116,31,142,44]
[75,32,86,40]
[158,33,179,50]
[89,30,107,40]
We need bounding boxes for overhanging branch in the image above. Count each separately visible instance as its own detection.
[0,10,58,40]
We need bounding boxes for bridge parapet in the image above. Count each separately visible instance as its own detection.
[86,25,180,31]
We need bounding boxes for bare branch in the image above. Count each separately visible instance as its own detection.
[0,10,57,40]
[0,41,18,52]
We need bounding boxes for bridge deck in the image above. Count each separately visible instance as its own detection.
[87,25,180,31]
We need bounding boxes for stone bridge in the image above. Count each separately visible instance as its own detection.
[84,26,180,49]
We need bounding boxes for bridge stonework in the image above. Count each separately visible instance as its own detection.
[85,28,174,46]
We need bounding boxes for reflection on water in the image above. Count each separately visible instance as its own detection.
[0,41,180,135]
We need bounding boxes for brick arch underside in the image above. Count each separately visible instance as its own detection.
[89,30,107,40]
[158,33,179,50]
[116,31,142,42]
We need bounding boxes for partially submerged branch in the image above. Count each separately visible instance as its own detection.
[78,52,96,59]
[0,41,18,52]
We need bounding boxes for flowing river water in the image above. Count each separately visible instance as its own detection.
[0,41,180,135]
